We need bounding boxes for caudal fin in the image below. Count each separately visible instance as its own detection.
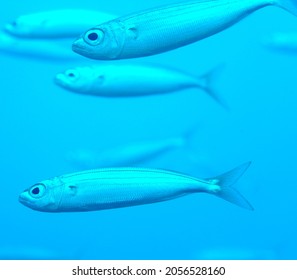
[276,0,297,17]
[179,122,200,148]
[198,63,229,110]
[206,162,254,210]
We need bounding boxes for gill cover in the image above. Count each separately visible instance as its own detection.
[28,177,66,212]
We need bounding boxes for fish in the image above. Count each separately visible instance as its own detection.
[72,0,297,60]
[66,127,198,169]
[263,32,297,53]
[19,162,253,212]
[0,32,79,61]
[5,9,116,39]
[54,63,225,106]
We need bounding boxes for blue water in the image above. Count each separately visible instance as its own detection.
[1,0,297,260]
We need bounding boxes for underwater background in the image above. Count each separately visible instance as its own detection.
[1,0,297,260]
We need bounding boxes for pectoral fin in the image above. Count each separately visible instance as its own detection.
[68,185,78,196]
[126,25,139,40]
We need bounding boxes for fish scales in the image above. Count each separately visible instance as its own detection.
[119,0,265,47]
[57,168,200,211]
[60,168,204,183]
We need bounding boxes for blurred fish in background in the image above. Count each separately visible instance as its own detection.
[4,9,116,39]
[0,9,116,61]
[262,31,297,53]
[54,63,226,107]
[0,31,80,61]
[65,125,199,169]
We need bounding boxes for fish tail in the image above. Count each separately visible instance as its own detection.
[180,122,200,148]
[275,0,297,17]
[207,162,254,210]
[198,63,229,110]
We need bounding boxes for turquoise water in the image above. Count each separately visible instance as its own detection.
[1,0,297,259]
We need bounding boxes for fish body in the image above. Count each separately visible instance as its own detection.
[55,63,224,105]
[19,162,253,212]
[72,0,296,59]
[5,9,115,39]
[0,32,79,61]
[66,134,191,169]
[263,32,297,53]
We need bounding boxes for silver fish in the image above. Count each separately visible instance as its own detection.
[54,63,225,106]
[66,128,197,169]
[0,32,79,61]
[263,32,297,53]
[72,0,297,60]
[5,9,116,39]
[19,162,253,212]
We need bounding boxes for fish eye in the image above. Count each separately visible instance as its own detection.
[65,70,79,80]
[88,32,98,41]
[29,183,46,198]
[84,29,104,46]
[11,20,17,27]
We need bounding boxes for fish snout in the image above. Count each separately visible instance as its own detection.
[54,73,65,85]
[72,37,100,59]
[4,22,16,34]
[4,23,12,33]
[72,38,86,54]
[18,191,28,205]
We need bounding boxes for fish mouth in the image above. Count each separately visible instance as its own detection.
[4,23,12,33]
[3,23,27,37]
[72,38,86,54]
[18,193,27,205]
[72,38,96,59]
[18,193,38,210]
[18,190,33,207]
[54,74,65,86]
[54,74,74,91]
[4,23,16,34]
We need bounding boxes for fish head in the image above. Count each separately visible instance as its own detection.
[19,178,64,212]
[4,14,49,38]
[72,21,125,60]
[54,66,102,93]
[0,32,15,48]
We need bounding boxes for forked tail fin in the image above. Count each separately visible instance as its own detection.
[198,63,229,110]
[179,122,200,149]
[207,162,254,210]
